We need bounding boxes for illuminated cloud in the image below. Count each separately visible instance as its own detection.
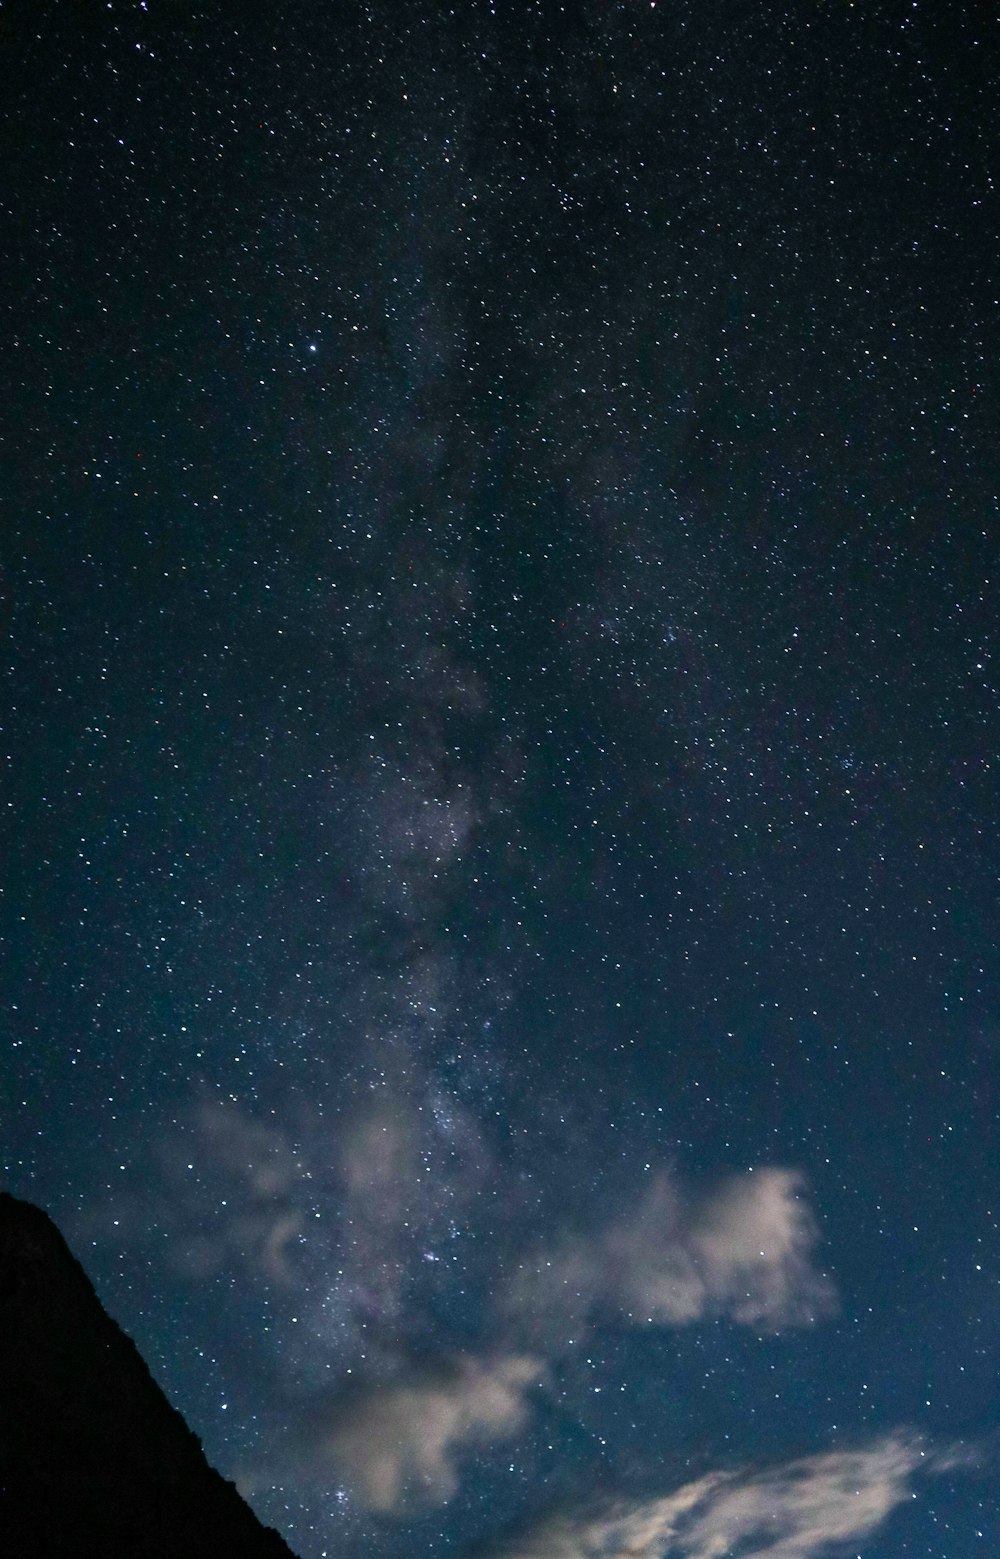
[506,1168,835,1337]
[118,1101,838,1520]
[293,1354,544,1514]
[487,1432,934,1559]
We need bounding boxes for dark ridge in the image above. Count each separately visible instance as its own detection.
[0,1190,299,1558]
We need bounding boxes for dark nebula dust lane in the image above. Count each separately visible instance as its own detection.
[3,3,997,1557]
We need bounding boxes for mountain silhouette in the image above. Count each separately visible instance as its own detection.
[0,1190,298,1558]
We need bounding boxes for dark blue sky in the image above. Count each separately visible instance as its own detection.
[4,3,997,1556]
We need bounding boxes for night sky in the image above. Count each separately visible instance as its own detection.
[3,2,998,1556]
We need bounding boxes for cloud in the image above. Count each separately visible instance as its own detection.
[290,1354,544,1514]
[151,1098,309,1287]
[505,1169,835,1338]
[120,1101,839,1519]
[486,1432,935,1559]
[340,1105,418,1204]
[193,1098,302,1199]
[141,1081,488,1292]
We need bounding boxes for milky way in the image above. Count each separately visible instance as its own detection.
[4,3,997,1557]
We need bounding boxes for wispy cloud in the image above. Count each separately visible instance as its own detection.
[505,1169,835,1338]
[126,1090,486,1329]
[281,1353,544,1514]
[485,1432,937,1559]
[114,1096,838,1519]
[150,1098,309,1287]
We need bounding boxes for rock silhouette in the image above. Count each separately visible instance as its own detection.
[0,1190,297,1558]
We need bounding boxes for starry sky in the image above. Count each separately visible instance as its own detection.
[3,2,998,1556]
